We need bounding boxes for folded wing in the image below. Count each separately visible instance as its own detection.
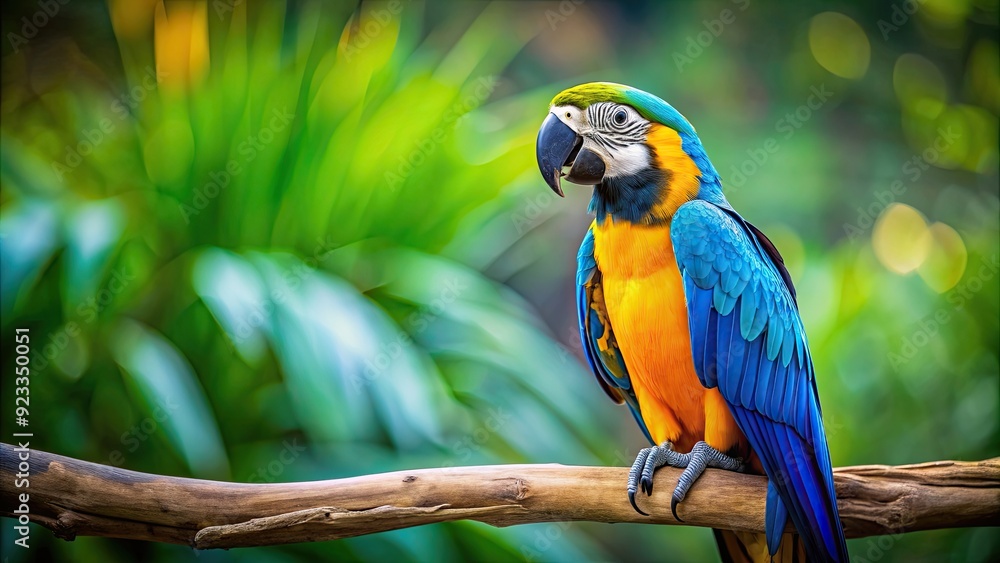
[576,225,653,443]
[671,200,848,563]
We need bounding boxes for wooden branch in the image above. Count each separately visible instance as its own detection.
[1,443,997,549]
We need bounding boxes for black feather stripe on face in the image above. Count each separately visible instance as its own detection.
[589,164,671,225]
[591,134,625,153]
[586,103,648,146]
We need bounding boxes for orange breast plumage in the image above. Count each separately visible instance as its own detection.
[592,219,744,454]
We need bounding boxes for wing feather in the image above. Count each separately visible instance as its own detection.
[672,200,848,563]
[577,226,653,444]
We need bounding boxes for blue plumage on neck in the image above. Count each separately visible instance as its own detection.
[680,133,730,209]
[588,167,668,225]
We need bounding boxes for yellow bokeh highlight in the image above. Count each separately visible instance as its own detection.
[918,223,968,292]
[872,203,931,274]
[917,104,1000,173]
[951,104,1000,173]
[337,2,402,69]
[920,0,972,26]
[809,12,870,79]
[899,101,999,174]
[154,1,210,89]
[313,2,402,118]
[893,54,947,119]
[108,0,159,41]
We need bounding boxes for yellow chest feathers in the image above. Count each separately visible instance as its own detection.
[591,219,709,446]
[592,219,677,279]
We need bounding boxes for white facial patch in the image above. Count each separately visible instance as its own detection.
[597,138,652,178]
[550,103,652,180]
[552,104,586,131]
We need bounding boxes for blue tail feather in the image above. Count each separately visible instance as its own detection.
[765,480,788,555]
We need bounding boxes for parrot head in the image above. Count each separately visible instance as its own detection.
[535,82,722,224]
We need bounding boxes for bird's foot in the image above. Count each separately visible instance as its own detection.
[626,441,744,519]
[669,441,744,521]
[627,441,687,516]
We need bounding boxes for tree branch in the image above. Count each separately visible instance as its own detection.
[1,444,997,549]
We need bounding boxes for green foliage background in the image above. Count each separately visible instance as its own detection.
[1,1,997,561]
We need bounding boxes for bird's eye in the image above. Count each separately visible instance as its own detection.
[613,109,628,126]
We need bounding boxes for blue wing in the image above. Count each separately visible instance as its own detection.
[576,225,653,444]
[671,200,848,563]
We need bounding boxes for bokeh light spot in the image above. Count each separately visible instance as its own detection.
[809,12,870,79]
[921,0,972,26]
[154,0,210,89]
[872,203,931,274]
[951,104,1000,173]
[108,0,158,41]
[893,54,947,119]
[918,222,968,292]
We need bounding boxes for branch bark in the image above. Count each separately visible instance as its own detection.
[1,443,997,549]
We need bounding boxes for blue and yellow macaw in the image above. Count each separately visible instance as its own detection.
[535,83,848,563]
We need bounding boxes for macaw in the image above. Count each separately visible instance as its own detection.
[535,82,848,563]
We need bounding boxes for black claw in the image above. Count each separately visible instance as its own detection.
[641,475,653,496]
[671,496,684,522]
[629,490,649,516]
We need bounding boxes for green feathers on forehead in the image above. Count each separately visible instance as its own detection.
[550,83,628,109]
[550,82,696,137]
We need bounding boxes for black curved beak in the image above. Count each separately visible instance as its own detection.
[536,113,578,197]
[536,113,606,196]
